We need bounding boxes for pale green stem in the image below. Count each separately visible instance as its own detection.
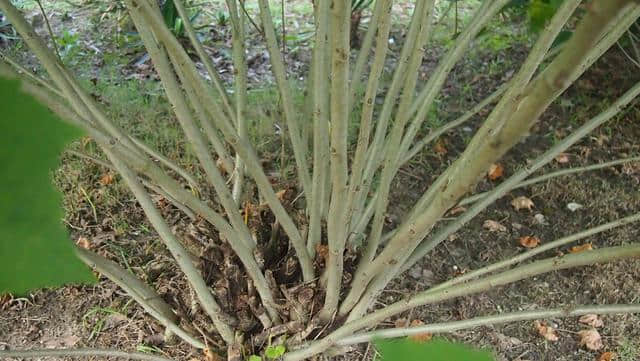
[306,0,331,257]
[0,348,177,361]
[227,0,249,204]
[338,304,640,345]
[320,0,352,321]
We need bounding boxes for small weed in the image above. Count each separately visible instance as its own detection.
[617,338,640,361]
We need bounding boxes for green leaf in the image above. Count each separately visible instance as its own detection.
[264,344,286,359]
[375,338,495,361]
[528,0,564,32]
[248,355,262,361]
[0,76,96,295]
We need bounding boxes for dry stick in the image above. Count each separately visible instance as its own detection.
[350,11,638,321]
[320,0,352,321]
[458,156,640,206]
[0,348,177,361]
[257,0,312,196]
[339,0,514,316]
[350,0,436,297]
[226,0,249,203]
[345,0,393,248]
[338,304,640,345]
[132,0,313,280]
[74,247,206,349]
[285,244,640,360]
[428,212,640,294]
[174,0,235,123]
[126,2,280,324]
[306,0,331,257]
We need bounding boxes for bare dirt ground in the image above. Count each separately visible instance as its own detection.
[1,2,640,361]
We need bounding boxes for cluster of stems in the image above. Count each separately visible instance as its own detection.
[0,0,639,360]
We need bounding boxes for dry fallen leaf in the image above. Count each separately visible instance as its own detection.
[408,319,433,343]
[483,219,507,232]
[512,196,535,211]
[569,243,594,253]
[447,206,467,216]
[554,153,570,163]
[434,138,447,155]
[76,236,91,249]
[99,173,114,185]
[534,320,558,341]
[597,351,616,361]
[579,314,604,328]
[275,189,287,201]
[519,235,541,248]
[216,158,228,175]
[315,244,329,261]
[579,329,603,351]
[394,318,409,328]
[487,163,504,180]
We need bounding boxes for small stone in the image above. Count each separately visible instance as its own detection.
[567,202,583,212]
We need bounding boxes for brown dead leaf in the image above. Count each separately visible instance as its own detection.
[275,189,287,201]
[579,329,603,351]
[534,320,558,341]
[569,243,593,253]
[519,236,540,248]
[554,153,570,163]
[579,314,604,328]
[99,173,114,186]
[597,351,615,361]
[408,319,432,343]
[394,318,409,328]
[216,158,228,175]
[512,196,535,211]
[487,163,504,180]
[434,138,447,156]
[315,244,329,261]
[483,219,507,232]
[76,236,91,249]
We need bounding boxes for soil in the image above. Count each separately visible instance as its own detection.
[2,2,640,361]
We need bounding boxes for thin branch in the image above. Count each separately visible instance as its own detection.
[127,135,200,191]
[174,0,236,122]
[0,348,177,361]
[0,53,63,97]
[34,0,61,61]
[66,149,198,220]
[338,304,640,345]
